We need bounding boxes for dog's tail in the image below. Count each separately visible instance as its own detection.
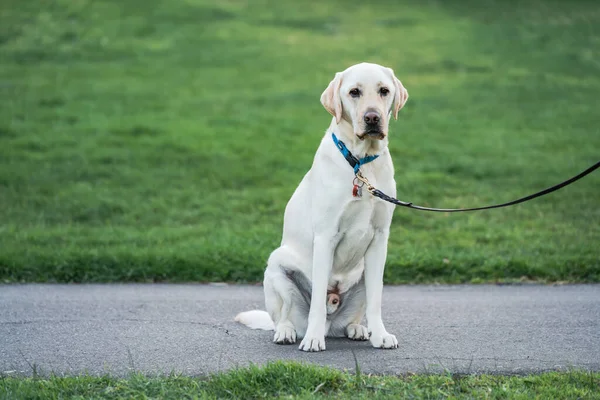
[234,310,275,330]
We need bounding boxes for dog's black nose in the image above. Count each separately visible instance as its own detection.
[364,111,380,125]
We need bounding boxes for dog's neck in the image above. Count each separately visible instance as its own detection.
[328,118,388,158]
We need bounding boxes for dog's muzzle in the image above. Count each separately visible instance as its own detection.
[359,110,384,140]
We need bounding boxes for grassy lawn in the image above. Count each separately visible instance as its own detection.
[2,362,599,399]
[1,0,599,283]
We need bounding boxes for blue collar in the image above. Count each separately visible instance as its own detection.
[331,133,379,174]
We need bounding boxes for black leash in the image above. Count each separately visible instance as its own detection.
[357,161,599,212]
[334,134,600,213]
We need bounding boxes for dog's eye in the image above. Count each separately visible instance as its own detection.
[349,88,361,98]
[379,87,390,96]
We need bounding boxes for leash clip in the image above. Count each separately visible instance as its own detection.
[355,171,375,195]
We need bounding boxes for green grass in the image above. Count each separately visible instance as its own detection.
[1,0,599,283]
[2,362,599,399]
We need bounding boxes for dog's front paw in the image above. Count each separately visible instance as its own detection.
[298,335,326,352]
[346,324,369,341]
[274,323,297,344]
[370,331,398,349]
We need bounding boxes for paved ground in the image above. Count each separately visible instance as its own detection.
[1,284,599,377]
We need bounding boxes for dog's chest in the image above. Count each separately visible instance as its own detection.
[332,197,380,275]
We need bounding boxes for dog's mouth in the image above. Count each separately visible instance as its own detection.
[357,130,385,140]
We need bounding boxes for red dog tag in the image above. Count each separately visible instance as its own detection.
[352,184,362,197]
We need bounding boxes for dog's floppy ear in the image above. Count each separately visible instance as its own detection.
[388,68,409,120]
[320,72,343,124]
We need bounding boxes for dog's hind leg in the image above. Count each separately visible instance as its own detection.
[264,246,308,344]
[266,282,296,344]
[344,308,369,341]
[344,276,369,341]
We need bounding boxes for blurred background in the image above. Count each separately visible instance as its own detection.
[1,0,598,284]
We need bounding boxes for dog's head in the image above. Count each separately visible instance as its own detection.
[320,63,408,140]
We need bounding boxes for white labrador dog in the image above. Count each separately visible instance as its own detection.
[235,62,408,352]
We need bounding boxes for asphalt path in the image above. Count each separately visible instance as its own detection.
[1,284,599,377]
